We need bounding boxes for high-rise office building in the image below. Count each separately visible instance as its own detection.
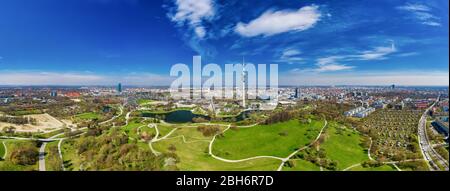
[50,91,57,97]
[117,83,122,93]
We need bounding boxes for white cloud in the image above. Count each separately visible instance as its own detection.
[315,64,354,72]
[276,48,304,64]
[397,3,441,26]
[312,56,353,72]
[422,21,441,26]
[235,5,321,37]
[307,43,396,72]
[171,0,215,38]
[282,49,301,57]
[316,56,343,66]
[397,3,431,12]
[356,43,396,60]
[194,26,206,38]
[395,52,419,57]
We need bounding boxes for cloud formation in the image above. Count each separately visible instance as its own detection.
[171,0,215,38]
[235,5,321,37]
[276,48,304,64]
[397,3,441,26]
[303,43,397,72]
[356,43,396,60]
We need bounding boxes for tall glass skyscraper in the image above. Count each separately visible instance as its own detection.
[117,83,122,93]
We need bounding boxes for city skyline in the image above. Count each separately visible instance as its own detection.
[0,0,448,86]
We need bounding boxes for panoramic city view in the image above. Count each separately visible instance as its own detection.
[0,0,448,172]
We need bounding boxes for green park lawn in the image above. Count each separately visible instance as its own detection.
[0,140,38,171]
[45,141,63,171]
[0,140,5,159]
[349,164,397,171]
[213,119,325,159]
[320,123,369,170]
[75,112,100,120]
[60,139,82,171]
[121,120,147,139]
[37,129,66,139]
[138,99,154,106]
[155,123,178,137]
[152,128,281,171]
[282,159,321,171]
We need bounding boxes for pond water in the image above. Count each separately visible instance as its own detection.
[142,110,208,123]
[141,109,255,123]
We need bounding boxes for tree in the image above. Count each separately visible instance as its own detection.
[168,144,177,152]
[9,145,38,165]
[4,126,16,134]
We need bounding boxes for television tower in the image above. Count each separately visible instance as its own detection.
[242,57,247,108]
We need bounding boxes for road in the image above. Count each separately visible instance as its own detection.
[38,142,47,171]
[417,95,449,171]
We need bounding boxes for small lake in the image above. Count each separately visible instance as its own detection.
[141,109,255,123]
[142,110,209,123]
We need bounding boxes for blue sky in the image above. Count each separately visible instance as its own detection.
[0,0,448,86]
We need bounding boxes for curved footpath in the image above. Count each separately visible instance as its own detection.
[145,119,363,171]
[204,120,328,171]
[2,141,7,159]
[208,125,285,162]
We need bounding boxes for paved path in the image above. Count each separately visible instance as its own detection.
[57,139,65,171]
[99,106,123,125]
[164,135,210,144]
[343,163,362,171]
[0,136,61,142]
[38,132,66,171]
[124,111,131,126]
[204,120,328,171]
[276,120,328,171]
[147,119,329,171]
[38,142,47,171]
[208,126,286,163]
[147,123,179,156]
[2,141,7,159]
[367,137,374,161]
[392,163,402,171]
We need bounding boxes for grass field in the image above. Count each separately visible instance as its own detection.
[75,112,100,120]
[349,164,397,171]
[38,129,65,139]
[320,123,369,170]
[152,130,281,170]
[0,140,38,171]
[121,120,147,140]
[0,140,5,159]
[61,139,81,171]
[212,119,324,159]
[137,99,154,106]
[282,159,321,171]
[45,141,63,171]
[156,124,178,137]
